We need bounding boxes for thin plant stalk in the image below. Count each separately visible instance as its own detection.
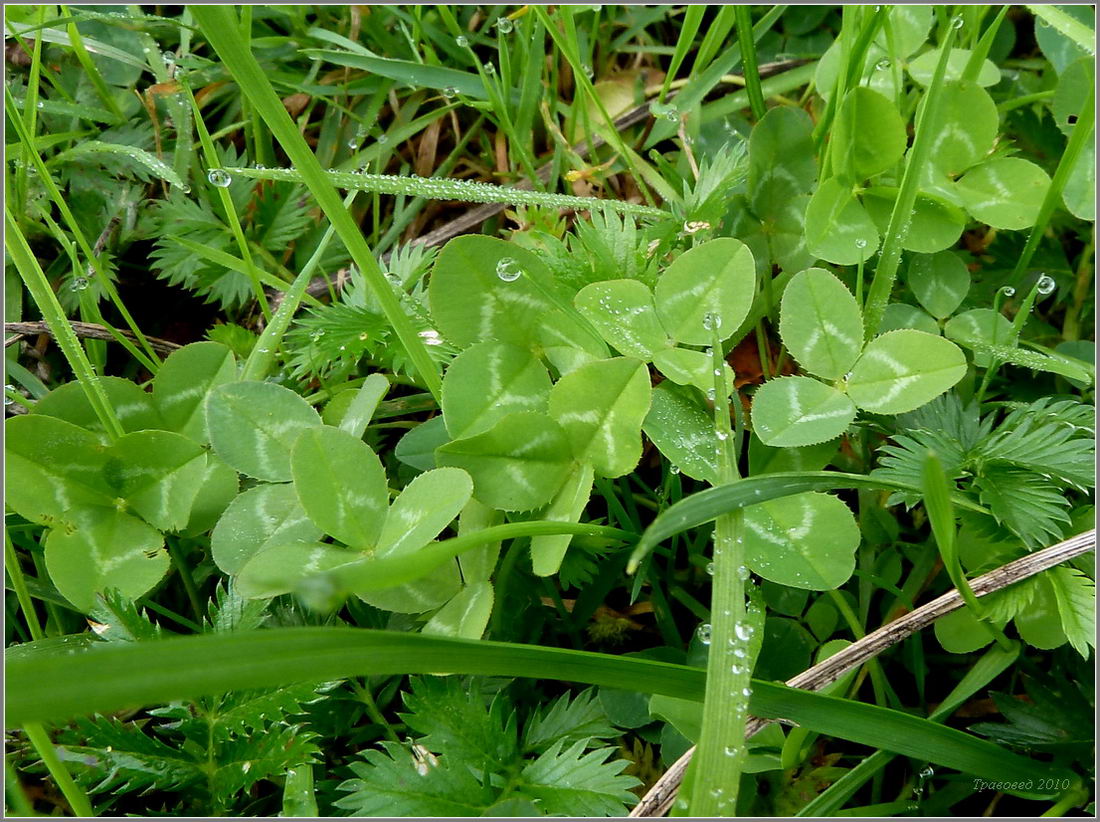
[191,6,444,401]
[5,532,45,642]
[3,86,162,372]
[863,18,960,340]
[5,208,123,440]
[241,190,359,382]
[735,6,767,121]
[22,722,95,817]
[180,78,272,322]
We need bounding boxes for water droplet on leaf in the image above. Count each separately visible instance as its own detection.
[696,623,712,645]
[455,35,469,47]
[1036,273,1056,296]
[496,257,522,282]
[495,17,514,34]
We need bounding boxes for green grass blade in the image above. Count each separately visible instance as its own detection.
[6,628,1070,789]
[627,472,990,573]
[863,18,959,339]
[190,6,443,402]
[1026,5,1096,52]
[735,5,766,121]
[4,208,123,440]
[223,165,665,217]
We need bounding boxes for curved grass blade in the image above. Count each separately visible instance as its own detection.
[6,628,1068,789]
[627,472,990,572]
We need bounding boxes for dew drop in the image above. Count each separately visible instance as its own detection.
[455,35,469,47]
[591,4,603,10]
[742,686,752,697]
[1000,285,1016,298]
[4,386,14,406]
[582,64,595,80]
[495,17,514,34]
[696,623,712,645]
[724,744,741,756]
[207,168,232,187]
[951,15,964,30]
[419,329,444,346]
[705,561,715,576]
[919,765,934,780]
[36,100,45,109]
[716,429,728,441]
[854,238,868,249]
[875,58,891,71]
[734,623,754,641]
[443,86,458,99]
[737,564,750,580]
[706,387,717,401]
[71,277,90,292]
[669,464,681,475]
[496,256,522,282]
[377,133,389,145]
[702,311,722,331]
[1036,273,1056,296]
[484,61,497,75]
[730,662,746,675]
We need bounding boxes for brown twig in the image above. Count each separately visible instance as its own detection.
[4,321,182,355]
[630,530,1097,817]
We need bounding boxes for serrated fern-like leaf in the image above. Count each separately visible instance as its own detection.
[56,716,202,797]
[519,738,641,817]
[399,676,518,772]
[209,724,320,806]
[205,580,269,634]
[1048,566,1096,659]
[335,742,489,817]
[522,687,617,754]
[88,588,165,642]
[974,467,1072,548]
[976,398,1096,490]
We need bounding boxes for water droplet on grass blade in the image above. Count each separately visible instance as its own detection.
[735,623,754,641]
[207,168,232,187]
[705,561,715,575]
[1000,285,1016,297]
[71,277,90,291]
[1036,273,1056,296]
[443,86,458,99]
[702,312,721,331]
[875,58,891,71]
[951,15,964,29]
[696,623,712,645]
[455,35,469,47]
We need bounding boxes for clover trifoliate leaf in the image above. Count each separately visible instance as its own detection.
[906,251,970,319]
[33,377,163,435]
[422,580,494,640]
[529,463,596,577]
[804,177,879,265]
[44,506,169,613]
[751,376,856,447]
[925,81,999,175]
[879,303,940,335]
[376,467,473,557]
[743,492,860,590]
[653,238,755,345]
[955,158,1052,230]
[436,412,573,511]
[206,382,321,482]
[152,341,237,443]
[907,48,1001,87]
[574,280,670,360]
[441,341,552,439]
[428,235,557,351]
[642,382,720,484]
[5,414,112,526]
[830,86,907,181]
[291,426,389,549]
[779,267,863,380]
[651,348,734,396]
[211,483,322,575]
[548,357,651,478]
[944,308,1017,368]
[846,330,966,414]
[103,430,208,532]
